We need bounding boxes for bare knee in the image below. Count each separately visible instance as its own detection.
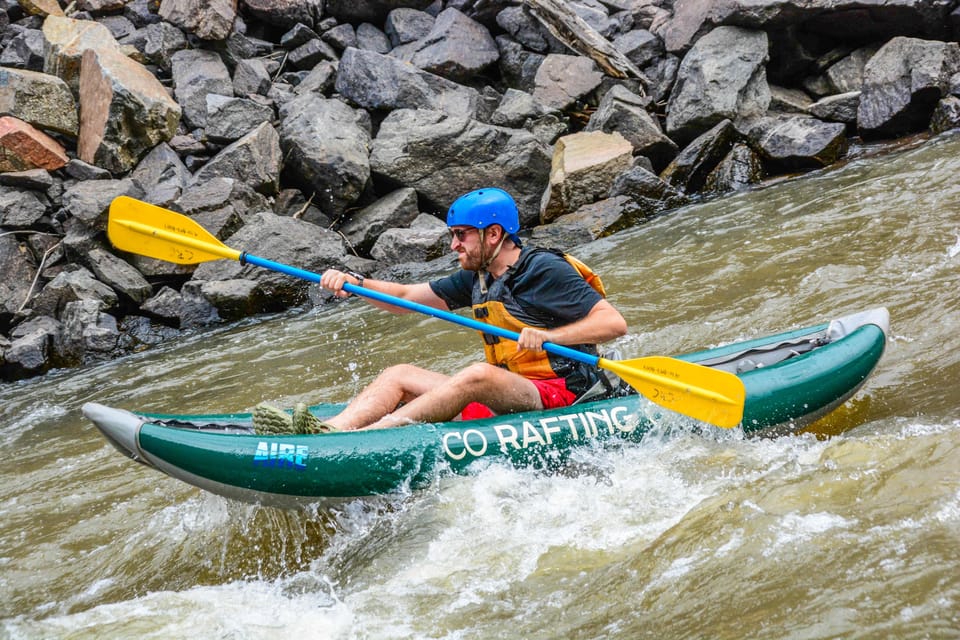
[450,363,500,386]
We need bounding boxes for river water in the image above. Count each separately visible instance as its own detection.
[2,132,959,639]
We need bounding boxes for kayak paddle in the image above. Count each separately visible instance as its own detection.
[107,196,746,428]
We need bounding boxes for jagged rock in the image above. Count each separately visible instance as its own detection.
[393,7,499,82]
[0,27,47,71]
[243,0,320,30]
[0,168,54,191]
[20,0,65,17]
[85,247,153,304]
[585,84,678,171]
[62,178,140,229]
[496,5,559,54]
[769,85,814,113]
[335,47,480,118]
[140,285,183,326]
[356,22,391,53]
[0,116,68,172]
[3,316,60,379]
[42,15,120,92]
[339,187,421,255]
[0,67,78,136]
[54,298,119,364]
[497,36,546,93]
[31,266,118,319]
[663,0,955,54]
[540,130,634,224]
[931,95,960,134]
[661,118,741,193]
[532,195,643,246]
[369,108,552,227]
[193,121,282,195]
[325,0,434,25]
[198,279,265,319]
[117,315,180,349]
[65,158,112,180]
[158,0,236,41]
[0,185,48,227]
[124,0,164,27]
[809,91,861,124]
[666,26,770,146]
[608,164,688,216]
[129,142,191,199]
[77,46,181,173]
[702,142,766,194]
[385,7,435,46]
[825,45,878,93]
[170,48,233,129]
[293,61,337,96]
[178,280,220,327]
[322,23,357,51]
[532,53,604,111]
[233,58,272,96]
[98,15,138,40]
[119,21,189,69]
[288,37,338,70]
[191,211,348,311]
[175,177,269,240]
[738,114,848,171]
[0,234,36,330]
[278,92,371,216]
[858,37,960,139]
[490,88,552,127]
[204,95,274,143]
[612,28,664,68]
[281,23,321,49]
[370,213,448,264]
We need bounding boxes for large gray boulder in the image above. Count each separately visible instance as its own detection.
[392,7,499,82]
[193,121,282,196]
[338,187,421,256]
[666,26,770,146]
[858,37,960,139]
[170,48,232,129]
[335,47,480,118]
[369,108,552,227]
[278,92,372,216]
[738,114,848,171]
[325,0,434,24]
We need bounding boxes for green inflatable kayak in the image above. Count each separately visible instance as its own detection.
[83,308,888,507]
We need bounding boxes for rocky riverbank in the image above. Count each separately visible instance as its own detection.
[1,0,958,382]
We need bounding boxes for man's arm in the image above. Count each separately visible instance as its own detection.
[320,269,449,314]
[516,299,627,352]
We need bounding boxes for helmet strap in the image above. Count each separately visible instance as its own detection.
[477,227,507,295]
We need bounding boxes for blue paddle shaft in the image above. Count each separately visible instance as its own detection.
[241,253,600,367]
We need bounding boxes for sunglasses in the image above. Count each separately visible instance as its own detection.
[450,227,478,241]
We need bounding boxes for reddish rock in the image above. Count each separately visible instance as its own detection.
[0,116,68,172]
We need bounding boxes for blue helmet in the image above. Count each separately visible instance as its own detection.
[446,188,521,242]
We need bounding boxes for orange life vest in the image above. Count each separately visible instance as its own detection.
[471,249,606,380]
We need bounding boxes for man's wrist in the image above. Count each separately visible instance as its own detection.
[346,271,365,288]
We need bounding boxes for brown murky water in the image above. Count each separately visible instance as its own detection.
[2,133,959,638]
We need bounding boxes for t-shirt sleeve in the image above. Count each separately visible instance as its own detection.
[429,270,475,310]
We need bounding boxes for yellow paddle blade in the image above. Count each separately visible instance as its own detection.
[108,196,241,265]
[599,355,746,428]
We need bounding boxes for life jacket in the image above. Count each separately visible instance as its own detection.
[471,248,606,382]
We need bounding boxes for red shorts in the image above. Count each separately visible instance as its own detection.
[460,377,576,420]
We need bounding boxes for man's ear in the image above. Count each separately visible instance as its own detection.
[487,224,504,242]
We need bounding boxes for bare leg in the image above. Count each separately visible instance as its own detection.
[363,363,543,430]
[324,364,450,431]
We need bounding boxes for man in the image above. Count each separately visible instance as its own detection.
[254,187,627,434]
